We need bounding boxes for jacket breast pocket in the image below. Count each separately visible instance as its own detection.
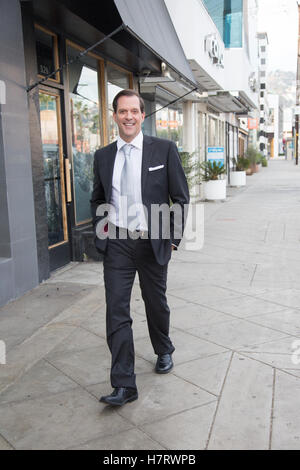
[148,167,166,186]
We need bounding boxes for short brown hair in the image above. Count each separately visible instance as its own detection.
[112,89,145,114]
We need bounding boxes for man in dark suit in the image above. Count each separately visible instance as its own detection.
[90,89,189,406]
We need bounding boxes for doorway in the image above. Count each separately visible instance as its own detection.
[39,89,71,270]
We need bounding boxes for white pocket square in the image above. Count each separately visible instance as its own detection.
[149,165,164,171]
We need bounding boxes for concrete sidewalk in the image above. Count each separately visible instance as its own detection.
[1,159,300,450]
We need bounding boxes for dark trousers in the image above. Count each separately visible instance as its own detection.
[103,233,175,390]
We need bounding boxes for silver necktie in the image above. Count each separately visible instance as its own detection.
[120,144,138,230]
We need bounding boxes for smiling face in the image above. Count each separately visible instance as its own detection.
[113,95,145,143]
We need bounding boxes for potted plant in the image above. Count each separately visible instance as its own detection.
[255,152,262,172]
[200,160,227,200]
[230,156,250,187]
[245,146,257,174]
[261,156,268,167]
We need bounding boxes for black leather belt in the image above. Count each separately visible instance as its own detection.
[109,224,149,240]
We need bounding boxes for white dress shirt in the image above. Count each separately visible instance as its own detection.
[109,131,148,230]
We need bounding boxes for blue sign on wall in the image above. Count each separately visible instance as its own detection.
[207,147,225,167]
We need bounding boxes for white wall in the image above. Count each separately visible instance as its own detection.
[223,48,257,106]
[165,0,258,107]
[283,108,293,133]
[164,0,226,89]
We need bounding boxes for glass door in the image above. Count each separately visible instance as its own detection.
[39,90,71,270]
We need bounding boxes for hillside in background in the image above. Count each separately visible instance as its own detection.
[267,70,296,108]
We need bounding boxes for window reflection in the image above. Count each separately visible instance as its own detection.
[155,103,183,150]
[107,64,130,143]
[68,46,101,224]
[39,92,67,246]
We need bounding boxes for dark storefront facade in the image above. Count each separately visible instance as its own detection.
[0,0,197,306]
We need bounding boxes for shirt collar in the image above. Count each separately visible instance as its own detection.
[117,131,143,151]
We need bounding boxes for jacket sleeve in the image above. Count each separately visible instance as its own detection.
[167,141,190,248]
[90,150,106,229]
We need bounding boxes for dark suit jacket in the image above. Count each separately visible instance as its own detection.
[90,135,190,265]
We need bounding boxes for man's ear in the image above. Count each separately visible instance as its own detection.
[113,112,117,123]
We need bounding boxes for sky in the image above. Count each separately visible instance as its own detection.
[257,0,298,73]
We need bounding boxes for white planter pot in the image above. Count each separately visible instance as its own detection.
[204,179,226,200]
[230,170,246,187]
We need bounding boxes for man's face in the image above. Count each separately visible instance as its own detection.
[113,95,145,142]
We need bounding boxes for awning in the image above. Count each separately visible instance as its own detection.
[201,91,256,114]
[114,0,197,87]
[188,59,222,92]
[31,0,197,87]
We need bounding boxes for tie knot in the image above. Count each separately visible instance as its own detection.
[122,144,133,157]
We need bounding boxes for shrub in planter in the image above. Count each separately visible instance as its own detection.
[255,152,262,172]
[261,157,268,167]
[234,156,250,172]
[199,160,226,181]
[245,146,257,172]
[231,156,250,186]
[246,146,262,173]
[200,161,227,200]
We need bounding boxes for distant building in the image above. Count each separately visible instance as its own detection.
[267,94,284,158]
[257,32,269,158]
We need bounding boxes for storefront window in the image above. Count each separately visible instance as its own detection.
[208,116,225,147]
[198,112,206,162]
[68,45,102,224]
[35,25,59,81]
[107,64,131,143]
[156,103,183,150]
[208,116,217,146]
[219,121,225,147]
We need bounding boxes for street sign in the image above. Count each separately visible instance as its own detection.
[248,117,258,129]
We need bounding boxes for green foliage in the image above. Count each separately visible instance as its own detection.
[232,156,250,171]
[261,157,268,167]
[245,145,257,164]
[245,145,262,166]
[179,151,202,189]
[256,153,263,164]
[199,160,226,181]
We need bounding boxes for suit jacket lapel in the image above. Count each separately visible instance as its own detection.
[141,135,153,202]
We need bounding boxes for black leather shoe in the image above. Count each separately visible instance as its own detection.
[155,353,173,374]
[99,387,138,406]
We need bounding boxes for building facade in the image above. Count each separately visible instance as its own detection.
[0,0,260,306]
[0,0,198,306]
[164,0,259,182]
[257,32,269,158]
